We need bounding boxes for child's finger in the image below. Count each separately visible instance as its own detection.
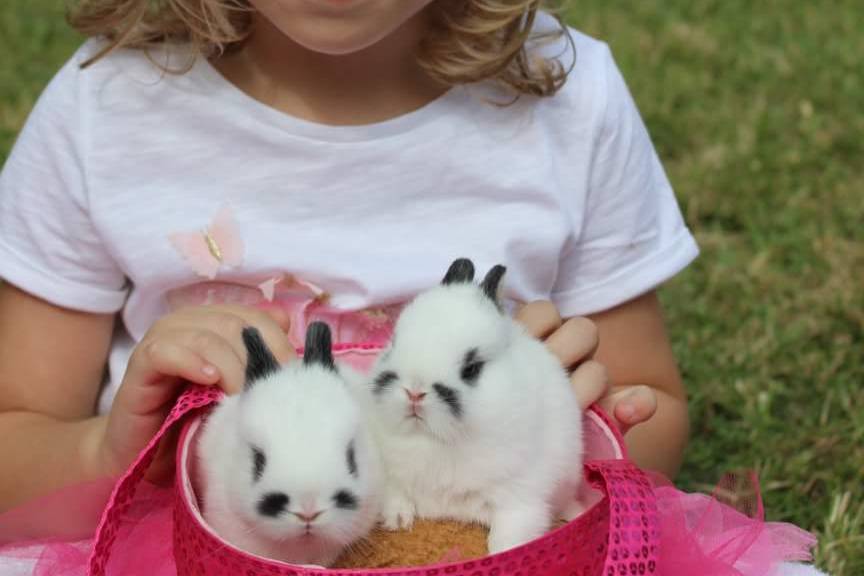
[544,317,599,370]
[569,359,608,410]
[602,385,658,435]
[118,340,220,416]
[188,306,295,364]
[514,301,562,339]
[218,304,293,336]
[171,307,293,375]
[231,310,295,365]
[614,386,657,427]
[177,331,246,395]
[143,339,222,384]
[255,306,292,333]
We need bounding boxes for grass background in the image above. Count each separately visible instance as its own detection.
[1,1,861,573]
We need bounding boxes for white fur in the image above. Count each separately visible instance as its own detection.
[365,282,584,553]
[197,362,381,567]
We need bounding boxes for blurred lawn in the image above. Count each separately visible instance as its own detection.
[1,1,862,574]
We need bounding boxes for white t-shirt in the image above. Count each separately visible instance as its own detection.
[0,23,698,411]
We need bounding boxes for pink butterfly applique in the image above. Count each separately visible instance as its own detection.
[257,276,283,302]
[169,206,244,279]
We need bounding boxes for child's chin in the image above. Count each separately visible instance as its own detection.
[267,15,393,57]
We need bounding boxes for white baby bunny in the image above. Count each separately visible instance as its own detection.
[366,258,584,554]
[197,322,381,567]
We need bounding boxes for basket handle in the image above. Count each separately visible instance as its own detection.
[87,385,222,576]
[585,460,660,576]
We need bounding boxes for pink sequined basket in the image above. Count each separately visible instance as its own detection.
[88,344,659,576]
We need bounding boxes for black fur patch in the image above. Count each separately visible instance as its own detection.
[333,490,359,510]
[433,383,463,418]
[442,258,475,285]
[242,327,280,388]
[373,371,398,394]
[257,492,289,517]
[480,264,507,304]
[252,447,266,482]
[460,348,484,385]
[303,321,335,371]
[346,441,358,478]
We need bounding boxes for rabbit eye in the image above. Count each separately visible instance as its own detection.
[373,370,398,395]
[346,441,358,478]
[460,349,484,385]
[252,447,266,482]
[333,490,359,510]
[258,492,289,517]
[461,362,483,382]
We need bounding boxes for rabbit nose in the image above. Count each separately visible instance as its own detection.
[405,389,427,403]
[294,510,323,523]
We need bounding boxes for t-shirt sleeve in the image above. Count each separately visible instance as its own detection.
[0,49,128,312]
[551,43,699,317]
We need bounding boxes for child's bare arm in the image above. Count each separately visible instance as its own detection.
[0,283,297,517]
[587,291,689,478]
[0,283,114,511]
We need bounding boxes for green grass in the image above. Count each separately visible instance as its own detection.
[570,2,863,574]
[0,1,74,155]
[2,1,862,573]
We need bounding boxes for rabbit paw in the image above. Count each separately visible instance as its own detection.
[381,492,416,531]
[488,504,548,554]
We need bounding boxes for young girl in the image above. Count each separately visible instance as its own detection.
[0,1,821,574]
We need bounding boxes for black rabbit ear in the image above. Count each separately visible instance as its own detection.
[242,327,280,390]
[442,258,475,285]
[303,321,335,371]
[480,265,507,304]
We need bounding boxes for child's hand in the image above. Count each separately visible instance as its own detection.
[96,305,294,479]
[515,301,657,434]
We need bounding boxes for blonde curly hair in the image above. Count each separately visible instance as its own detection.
[69,0,574,97]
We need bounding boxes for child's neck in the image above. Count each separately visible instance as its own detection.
[212,12,447,126]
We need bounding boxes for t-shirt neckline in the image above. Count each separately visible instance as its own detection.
[193,55,467,143]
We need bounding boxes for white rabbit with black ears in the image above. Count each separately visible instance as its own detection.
[366,258,585,554]
[197,322,381,567]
